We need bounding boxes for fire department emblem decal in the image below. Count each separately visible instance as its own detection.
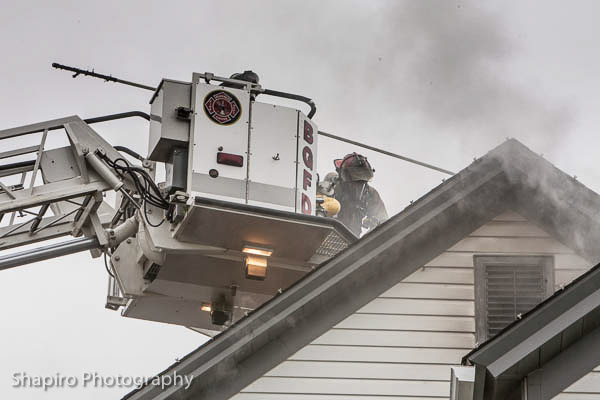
[203,90,242,125]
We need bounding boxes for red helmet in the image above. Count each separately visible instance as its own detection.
[333,153,374,182]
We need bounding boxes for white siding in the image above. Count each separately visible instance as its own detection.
[233,210,596,400]
[554,370,600,399]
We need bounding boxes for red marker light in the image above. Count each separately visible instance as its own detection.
[216,152,244,167]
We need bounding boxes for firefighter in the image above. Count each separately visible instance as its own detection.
[333,153,388,236]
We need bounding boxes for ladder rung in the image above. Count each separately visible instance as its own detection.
[0,146,40,160]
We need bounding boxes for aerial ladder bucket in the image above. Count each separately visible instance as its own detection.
[0,71,355,333]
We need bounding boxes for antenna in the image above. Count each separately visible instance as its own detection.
[52,62,157,92]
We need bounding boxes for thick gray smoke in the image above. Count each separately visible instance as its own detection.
[368,1,571,142]
[287,1,572,150]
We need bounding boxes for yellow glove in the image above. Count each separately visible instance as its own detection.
[317,195,341,217]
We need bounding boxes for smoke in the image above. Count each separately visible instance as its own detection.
[376,2,571,140]
[299,1,572,148]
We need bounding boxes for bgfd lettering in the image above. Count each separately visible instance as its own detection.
[301,120,314,214]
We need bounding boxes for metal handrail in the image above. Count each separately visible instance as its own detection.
[0,237,99,271]
[0,111,150,140]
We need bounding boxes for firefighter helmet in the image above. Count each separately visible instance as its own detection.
[334,153,374,182]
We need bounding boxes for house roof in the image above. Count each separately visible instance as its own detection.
[463,261,600,400]
[124,139,600,400]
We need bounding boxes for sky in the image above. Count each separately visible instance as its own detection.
[1,1,600,398]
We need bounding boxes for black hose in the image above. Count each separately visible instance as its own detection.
[84,111,150,124]
[261,89,317,119]
[114,146,145,162]
[99,153,169,210]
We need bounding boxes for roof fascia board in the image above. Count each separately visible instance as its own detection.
[488,287,600,377]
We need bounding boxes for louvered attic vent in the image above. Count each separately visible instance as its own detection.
[486,265,544,337]
[475,256,554,343]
